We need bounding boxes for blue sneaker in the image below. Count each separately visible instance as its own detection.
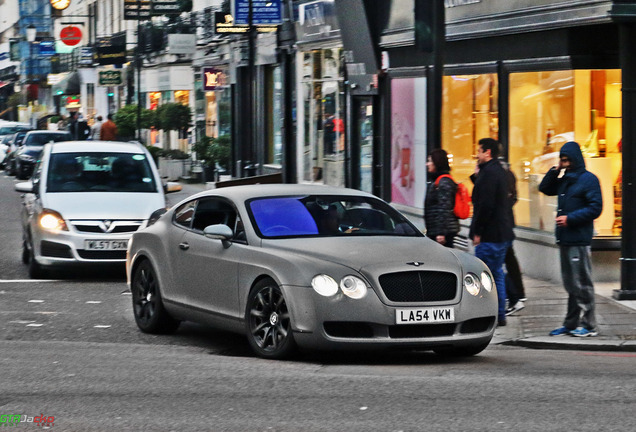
[570,327,598,337]
[549,326,573,336]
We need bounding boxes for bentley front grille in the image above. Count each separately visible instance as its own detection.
[378,271,458,302]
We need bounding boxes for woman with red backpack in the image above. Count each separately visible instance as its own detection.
[424,148,460,248]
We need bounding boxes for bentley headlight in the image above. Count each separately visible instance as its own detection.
[311,274,339,297]
[464,273,481,296]
[340,275,367,299]
[39,210,68,231]
[481,271,493,292]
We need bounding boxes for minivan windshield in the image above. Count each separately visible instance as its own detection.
[47,152,157,193]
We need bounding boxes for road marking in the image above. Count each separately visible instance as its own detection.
[26,323,44,327]
[0,279,60,283]
[86,301,102,304]
[94,325,111,329]
[10,320,36,324]
[28,299,44,303]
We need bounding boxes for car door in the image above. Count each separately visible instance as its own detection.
[172,197,242,319]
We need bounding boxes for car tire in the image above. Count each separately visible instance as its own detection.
[433,341,491,357]
[27,245,47,279]
[245,278,297,359]
[131,259,180,334]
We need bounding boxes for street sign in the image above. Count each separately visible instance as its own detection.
[232,0,282,25]
[214,12,278,34]
[98,70,123,86]
[124,0,151,20]
[38,40,57,57]
[60,26,82,46]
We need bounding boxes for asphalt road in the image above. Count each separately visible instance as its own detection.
[1,174,636,431]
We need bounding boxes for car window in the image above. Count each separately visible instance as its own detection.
[46,152,157,193]
[191,198,237,233]
[174,200,196,229]
[25,133,71,146]
[248,195,421,238]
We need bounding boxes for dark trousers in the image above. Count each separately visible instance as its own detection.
[505,244,525,304]
[560,246,597,331]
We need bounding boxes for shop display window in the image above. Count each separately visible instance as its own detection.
[509,69,622,236]
[442,74,499,194]
[301,48,345,186]
[175,90,189,106]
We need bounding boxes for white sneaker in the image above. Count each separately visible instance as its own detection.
[505,301,525,316]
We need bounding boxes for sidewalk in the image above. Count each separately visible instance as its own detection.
[492,277,636,352]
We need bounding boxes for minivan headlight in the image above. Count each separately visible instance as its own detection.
[39,209,68,232]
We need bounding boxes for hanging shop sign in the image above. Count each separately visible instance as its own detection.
[78,47,94,66]
[60,26,83,46]
[38,39,57,57]
[214,12,277,33]
[124,0,151,20]
[95,32,127,65]
[98,70,124,86]
[167,34,196,54]
[202,68,227,91]
[232,0,282,25]
[295,0,339,43]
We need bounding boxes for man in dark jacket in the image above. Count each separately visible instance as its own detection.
[539,141,602,337]
[469,138,515,326]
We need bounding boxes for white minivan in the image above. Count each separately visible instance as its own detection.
[15,140,180,278]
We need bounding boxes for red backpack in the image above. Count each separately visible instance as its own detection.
[434,174,471,219]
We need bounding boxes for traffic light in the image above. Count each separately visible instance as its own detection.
[107,92,115,97]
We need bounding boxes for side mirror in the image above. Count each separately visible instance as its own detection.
[163,181,182,194]
[15,181,33,193]
[203,224,234,248]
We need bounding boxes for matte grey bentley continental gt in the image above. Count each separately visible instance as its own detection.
[127,184,498,359]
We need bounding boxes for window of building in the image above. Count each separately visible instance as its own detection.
[301,48,345,186]
[442,73,499,193]
[175,90,189,105]
[509,70,622,236]
[267,65,283,165]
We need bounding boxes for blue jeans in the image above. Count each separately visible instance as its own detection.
[475,241,511,321]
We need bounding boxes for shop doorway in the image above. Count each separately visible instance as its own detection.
[352,97,374,193]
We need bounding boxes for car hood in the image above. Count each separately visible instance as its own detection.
[262,236,461,272]
[43,192,165,220]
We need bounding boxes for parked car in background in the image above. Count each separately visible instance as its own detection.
[12,131,71,179]
[2,130,32,170]
[126,184,498,359]
[0,121,30,141]
[15,140,181,278]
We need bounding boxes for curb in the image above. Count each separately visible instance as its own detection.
[500,337,636,352]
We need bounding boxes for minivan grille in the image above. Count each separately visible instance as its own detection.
[378,271,457,302]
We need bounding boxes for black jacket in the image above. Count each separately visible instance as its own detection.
[469,159,515,243]
[424,172,460,238]
[538,141,602,246]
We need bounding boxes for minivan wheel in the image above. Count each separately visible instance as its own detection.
[245,278,296,359]
[22,240,29,264]
[131,259,180,334]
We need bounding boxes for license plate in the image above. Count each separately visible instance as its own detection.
[395,307,455,325]
[84,240,129,250]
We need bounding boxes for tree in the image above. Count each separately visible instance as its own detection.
[156,102,191,132]
[113,105,156,139]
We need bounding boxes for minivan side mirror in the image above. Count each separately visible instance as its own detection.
[163,182,182,194]
[15,181,33,193]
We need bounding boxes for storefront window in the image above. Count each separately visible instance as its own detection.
[149,92,161,110]
[509,70,622,236]
[301,48,345,186]
[442,73,499,193]
[175,90,189,105]
[267,66,283,165]
[390,76,427,208]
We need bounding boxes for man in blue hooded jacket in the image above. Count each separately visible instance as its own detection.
[539,141,602,337]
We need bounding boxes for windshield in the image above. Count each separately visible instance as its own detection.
[46,152,157,193]
[248,195,422,238]
[25,133,71,146]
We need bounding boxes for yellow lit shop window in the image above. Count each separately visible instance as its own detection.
[509,69,622,236]
[175,90,189,105]
[149,92,161,110]
[442,73,498,194]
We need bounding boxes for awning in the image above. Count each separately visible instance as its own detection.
[52,71,81,95]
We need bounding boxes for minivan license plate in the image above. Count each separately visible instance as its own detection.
[395,307,454,325]
[85,240,128,250]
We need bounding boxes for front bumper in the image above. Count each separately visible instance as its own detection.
[282,284,498,351]
[33,230,131,266]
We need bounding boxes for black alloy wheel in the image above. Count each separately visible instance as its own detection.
[246,279,296,359]
[131,259,180,334]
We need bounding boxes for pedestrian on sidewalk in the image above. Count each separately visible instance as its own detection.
[539,141,602,337]
[90,115,103,140]
[100,114,117,141]
[424,148,459,248]
[469,138,515,327]
[501,159,527,316]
